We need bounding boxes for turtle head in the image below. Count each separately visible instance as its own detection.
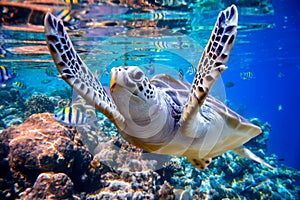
[110,66,156,103]
[110,66,167,137]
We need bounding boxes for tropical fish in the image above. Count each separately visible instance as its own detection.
[56,10,72,22]
[71,89,97,118]
[144,61,155,75]
[0,65,16,87]
[54,88,98,127]
[13,81,26,89]
[186,65,196,76]
[240,71,254,80]
[152,12,167,20]
[153,0,187,7]
[53,9,78,30]
[225,81,235,88]
[41,79,52,84]
[242,180,258,192]
[0,46,7,57]
[278,71,284,78]
[54,106,91,127]
[45,68,57,77]
[12,67,17,74]
[154,41,169,52]
[64,0,78,4]
[178,68,184,80]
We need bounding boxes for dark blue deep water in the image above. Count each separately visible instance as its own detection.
[224,0,300,170]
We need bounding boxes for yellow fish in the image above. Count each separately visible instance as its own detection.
[240,71,254,80]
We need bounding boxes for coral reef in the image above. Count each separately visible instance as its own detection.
[86,171,160,199]
[24,94,56,117]
[0,92,69,129]
[156,157,183,184]
[0,113,109,199]
[0,87,24,108]
[20,172,75,199]
[0,113,299,199]
[166,152,300,199]
[0,87,26,129]
[248,118,272,155]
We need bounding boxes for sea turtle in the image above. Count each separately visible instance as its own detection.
[44,5,275,170]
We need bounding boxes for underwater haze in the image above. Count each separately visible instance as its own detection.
[224,0,300,171]
[0,0,300,199]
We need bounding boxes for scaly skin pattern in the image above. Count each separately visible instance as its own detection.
[44,5,274,170]
[44,13,125,129]
[180,5,238,134]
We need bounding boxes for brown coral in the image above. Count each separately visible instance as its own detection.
[20,172,74,199]
[0,113,108,197]
[24,94,56,117]
[87,170,160,199]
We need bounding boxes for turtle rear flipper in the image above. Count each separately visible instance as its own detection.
[180,5,238,133]
[44,13,125,128]
[188,146,276,170]
[233,146,276,170]
[188,157,212,170]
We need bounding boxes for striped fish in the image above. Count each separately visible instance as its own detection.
[54,106,90,127]
[53,9,78,30]
[152,12,166,20]
[240,71,254,80]
[178,68,184,80]
[55,10,72,22]
[13,81,26,89]
[153,0,187,7]
[154,41,171,52]
[1,65,16,87]
[64,0,78,4]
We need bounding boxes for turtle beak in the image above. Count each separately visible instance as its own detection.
[110,68,116,92]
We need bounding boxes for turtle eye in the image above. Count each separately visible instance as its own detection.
[132,70,144,81]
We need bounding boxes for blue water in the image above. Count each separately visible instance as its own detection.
[0,0,299,170]
[223,0,300,170]
[1,0,300,198]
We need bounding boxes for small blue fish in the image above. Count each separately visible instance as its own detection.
[45,68,57,77]
[278,72,284,78]
[178,69,184,80]
[13,81,26,89]
[225,81,235,88]
[240,71,254,80]
[54,106,90,127]
[242,181,258,192]
[0,46,7,58]
[1,65,16,87]
[144,61,155,75]
[41,79,52,84]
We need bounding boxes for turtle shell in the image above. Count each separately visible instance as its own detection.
[150,74,190,107]
[150,73,260,135]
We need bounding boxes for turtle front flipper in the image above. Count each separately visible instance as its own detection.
[44,13,125,129]
[180,5,238,134]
